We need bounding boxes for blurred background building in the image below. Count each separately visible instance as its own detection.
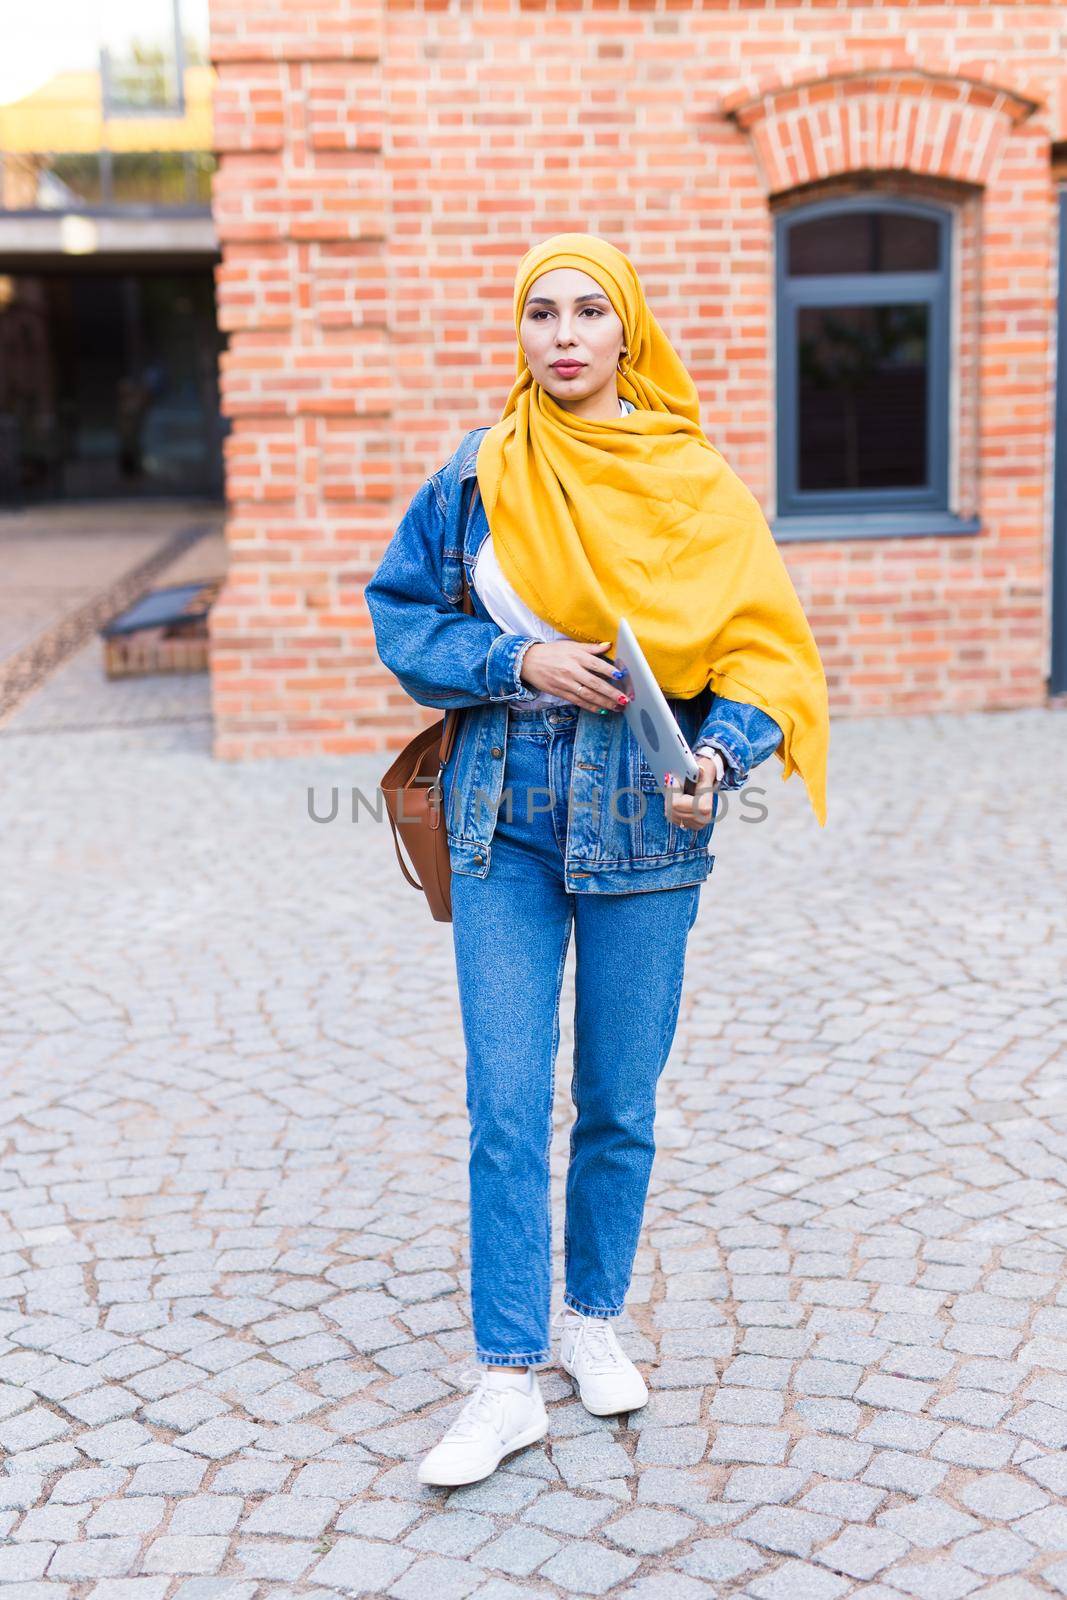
[0,0,224,504]
[3,4,1066,762]
[204,2,1067,763]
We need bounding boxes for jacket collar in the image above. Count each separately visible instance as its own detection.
[457,427,490,483]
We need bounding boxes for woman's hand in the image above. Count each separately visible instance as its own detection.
[520,639,630,713]
[665,756,720,831]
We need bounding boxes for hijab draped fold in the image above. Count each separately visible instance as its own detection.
[475,232,830,827]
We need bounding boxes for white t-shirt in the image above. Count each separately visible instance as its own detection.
[473,396,635,709]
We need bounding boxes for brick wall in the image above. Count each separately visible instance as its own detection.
[208,1,1067,758]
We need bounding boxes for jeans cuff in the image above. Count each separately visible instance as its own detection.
[563,1291,624,1318]
[476,1349,550,1366]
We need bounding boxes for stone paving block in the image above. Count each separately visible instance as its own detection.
[403,1509,495,1555]
[243,1496,336,1538]
[49,1540,142,1580]
[309,1537,415,1593]
[881,1558,982,1598]
[814,1525,909,1580]
[119,1462,207,1505]
[522,1491,615,1536]
[551,1433,634,1485]
[231,1540,318,1580]
[855,1374,935,1413]
[710,1387,784,1424]
[60,1388,141,1427]
[745,1558,851,1599]
[789,1437,872,1479]
[139,1537,229,1575]
[876,1497,979,1548]
[288,1461,376,1499]
[634,1425,707,1466]
[957,1474,1047,1521]
[170,1416,263,1460]
[600,1508,698,1555]
[173,1586,262,1600]
[77,1420,159,1464]
[537,1539,641,1594]
[725,1466,807,1505]
[478,1526,562,1576]
[799,1481,886,1523]
[211,1461,291,1495]
[630,1388,703,1428]
[795,1361,862,1398]
[169,1498,243,1536]
[388,1553,485,1600]
[859,1414,944,1452]
[17,1505,91,1543]
[709,1426,788,1465]
[735,1504,841,1559]
[84,1499,167,1537]
[930,1389,1010,1428]
[466,1582,549,1600]
[618,1573,717,1600]
[1005,1402,1067,1448]
[722,1355,793,1389]
[48,1469,128,1505]
[675,1532,768,1585]
[86,1582,171,1600]
[951,1528,1035,1577]
[1009,1504,1067,1550]
[0,1545,56,1582]
[1019,1452,1067,1496]
[0,1406,73,1452]
[930,1427,1016,1468]
[448,1475,547,1514]
[795,1399,863,1436]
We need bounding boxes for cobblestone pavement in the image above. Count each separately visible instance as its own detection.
[2,671,1067,1600]
[0,504,226,667]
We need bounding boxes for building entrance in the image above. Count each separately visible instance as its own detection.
[0,265,224,504]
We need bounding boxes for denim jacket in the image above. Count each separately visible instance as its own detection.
[364,426,784,894]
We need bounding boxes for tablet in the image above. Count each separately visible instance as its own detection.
[613,617,701,796]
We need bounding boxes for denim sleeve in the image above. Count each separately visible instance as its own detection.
[693,693,783,791]
[363,476,543,710]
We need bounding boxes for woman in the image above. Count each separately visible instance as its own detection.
[364,233,829,1489]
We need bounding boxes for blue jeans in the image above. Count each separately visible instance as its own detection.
[450,701,702,1367]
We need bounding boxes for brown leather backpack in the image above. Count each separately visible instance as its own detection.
[379,478,479,922]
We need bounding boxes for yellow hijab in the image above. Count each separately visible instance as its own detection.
[475,232,830,828]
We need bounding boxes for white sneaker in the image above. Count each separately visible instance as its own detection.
[417,1365,548,1487]
[557,1308,649,1416]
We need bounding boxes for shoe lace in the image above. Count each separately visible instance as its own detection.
[554,1308,625,1374]
[444,1364,510,1440]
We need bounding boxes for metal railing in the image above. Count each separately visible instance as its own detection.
[0,149,215,214]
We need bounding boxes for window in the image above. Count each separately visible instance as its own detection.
[101,0,193,118]
[773,196,975,541]
[0,0,213,214]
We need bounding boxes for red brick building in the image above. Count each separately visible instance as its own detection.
[206,2,1067,759]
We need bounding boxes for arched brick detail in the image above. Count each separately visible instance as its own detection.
[724,69,1043,196]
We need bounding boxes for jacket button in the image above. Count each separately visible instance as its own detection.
[473,854,484,863]
[490,746,503,758]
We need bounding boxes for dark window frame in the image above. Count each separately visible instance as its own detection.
[100,0,187,120]
[772,194,978,544]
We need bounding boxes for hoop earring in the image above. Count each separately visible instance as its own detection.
[618,348,632,375]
